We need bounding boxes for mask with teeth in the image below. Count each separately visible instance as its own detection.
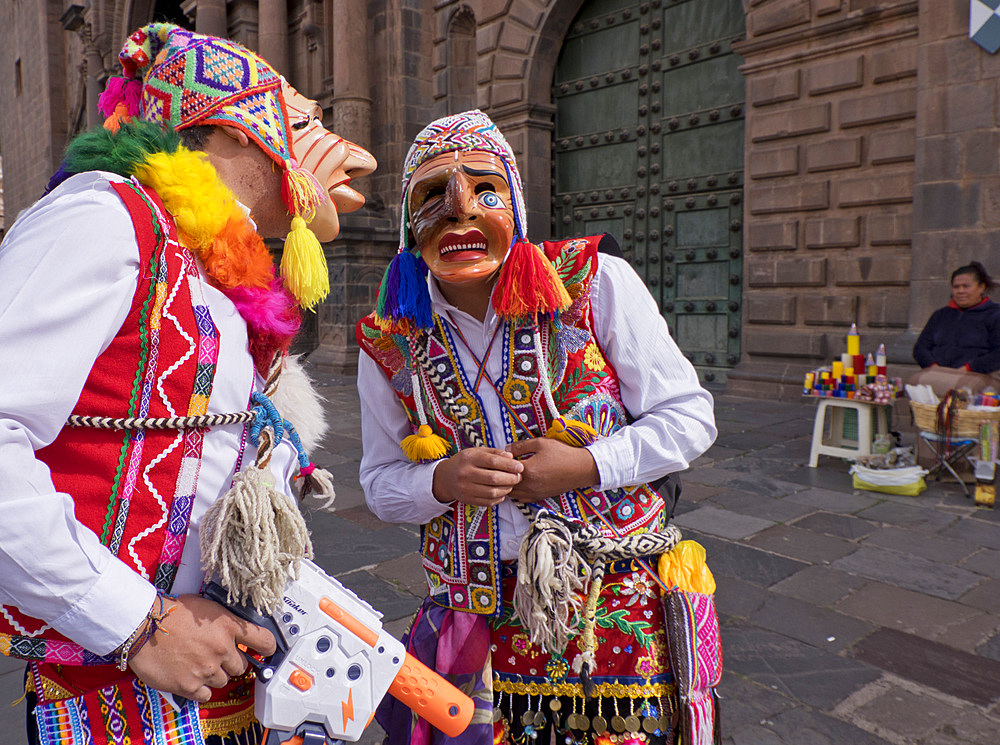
[407,149,515,287]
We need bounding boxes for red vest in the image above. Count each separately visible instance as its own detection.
[1,179,254,741]
[357,236,667,615]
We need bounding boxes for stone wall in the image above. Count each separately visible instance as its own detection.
[728,0,920,398]
[0,0,70,220]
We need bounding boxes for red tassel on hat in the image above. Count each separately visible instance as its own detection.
[492,239,571,322]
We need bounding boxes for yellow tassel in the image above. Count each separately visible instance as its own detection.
[658,540,716,595]
[401,424,451,462]
[281,215,330,310]
[545,416,599,447]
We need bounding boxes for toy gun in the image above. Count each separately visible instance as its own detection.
[204,559,473,745]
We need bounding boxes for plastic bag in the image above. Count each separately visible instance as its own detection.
[849,464,927,496]
[658,540,716,594]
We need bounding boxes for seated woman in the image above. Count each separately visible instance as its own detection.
[910,261,1000,396]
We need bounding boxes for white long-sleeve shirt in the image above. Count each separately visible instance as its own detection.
[0,172,297,655]
[359,252,716,560]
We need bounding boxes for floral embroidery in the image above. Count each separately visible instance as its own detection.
[545,655,570,683]
[635,653,658,679]
[503,378,531,405]
[618,572,657,607]
[512,634,532,656]
[584,342,604,370]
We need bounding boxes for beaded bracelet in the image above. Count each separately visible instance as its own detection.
[115,593,176,671]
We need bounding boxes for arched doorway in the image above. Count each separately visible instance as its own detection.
[552,0,745,385]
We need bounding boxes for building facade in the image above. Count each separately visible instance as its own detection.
[0,1,995,396]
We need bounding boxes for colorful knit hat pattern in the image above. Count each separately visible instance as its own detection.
[376,110,569,331]
[97,23,330,310]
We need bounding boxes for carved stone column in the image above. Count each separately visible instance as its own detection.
[331,0,371,148]
[81,25,105,130]
[195,0,228,37]
[258,0,288,75]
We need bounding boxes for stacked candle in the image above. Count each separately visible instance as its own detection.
[802,325,899,398]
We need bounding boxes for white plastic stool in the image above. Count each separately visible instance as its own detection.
[808,399,890,467]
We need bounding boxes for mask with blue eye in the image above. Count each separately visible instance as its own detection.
[478,192,506,209]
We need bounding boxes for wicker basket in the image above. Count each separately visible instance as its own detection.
[909,400,1000,438]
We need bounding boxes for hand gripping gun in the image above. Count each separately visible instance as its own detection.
[204,559,473,745]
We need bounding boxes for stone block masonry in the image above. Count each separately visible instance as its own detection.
[729,0,919,398]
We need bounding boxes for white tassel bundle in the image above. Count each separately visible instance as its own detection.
[513,510,593,654]
[200,463,313,613]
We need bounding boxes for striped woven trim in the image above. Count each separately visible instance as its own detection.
[67,411,254,430]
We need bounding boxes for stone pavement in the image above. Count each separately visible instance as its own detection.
[3,378,1000,744]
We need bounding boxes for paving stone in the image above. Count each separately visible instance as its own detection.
[704,539,809,587]
[715,430,789,451]
[977,632,1000,662]
[748,525,858,564]
[756,417,816,439]
[756,439,814,463]
[714,473,803,498]
[708,490,817,524]
[678,481,721,503]
[852,684,967,741]
[856,500,958,529]
[835,582,985,642]
[337,570,422,624]
[958,578,1000,614]
[790,511,877,540]
[749,594,874,652]
[312,513,420,575]
[762,705,895,745]
[724,623,881,710]
[672,505,776,540]
[372,552,426,599]
[934,708,1000,745]
[715,576,770,619]
[685,467,741,487]
[717,672,798,733]
[831,546,982,600]
[850,628,1000,706]
[0,665,26,745]
[940,517,1000,551]
[786,486,879,513]
[768,463,858,493]
[960,547,1000,579]
[861,525,977,564]
[770,565,869,607]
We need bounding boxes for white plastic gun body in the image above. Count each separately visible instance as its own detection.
[205,559,472,744]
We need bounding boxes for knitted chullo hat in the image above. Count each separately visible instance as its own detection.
[375,110,570,332]
[97,23,329,310]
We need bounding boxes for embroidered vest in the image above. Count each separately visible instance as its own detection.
[357,236,667,616]
[0,179,254,741]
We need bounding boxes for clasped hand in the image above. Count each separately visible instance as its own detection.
[432,438,599,506]
[128,594,276,703]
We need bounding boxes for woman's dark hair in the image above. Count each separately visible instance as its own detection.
[952,261,994,291]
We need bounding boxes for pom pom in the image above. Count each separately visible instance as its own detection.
[492,239,571,323]
[545,416,599,447]
[281,216,330,310]
[401,424,451,462]
[98,77,142,119]
[103,102,133,133]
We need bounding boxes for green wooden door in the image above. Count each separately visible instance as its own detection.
[552,0,745,384]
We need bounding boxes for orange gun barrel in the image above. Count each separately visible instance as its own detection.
[387,652,474,737]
